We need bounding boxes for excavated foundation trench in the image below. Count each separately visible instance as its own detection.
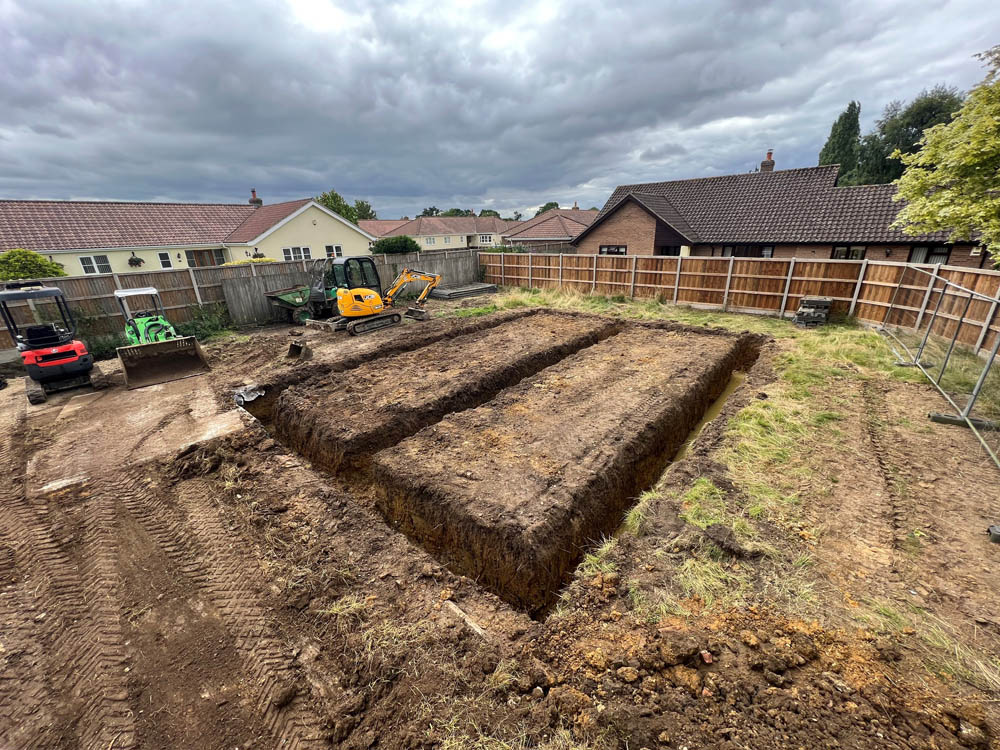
[237,312,761,616]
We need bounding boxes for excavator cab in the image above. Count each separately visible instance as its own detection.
[327,256,441,336]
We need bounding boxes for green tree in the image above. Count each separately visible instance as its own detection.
[419,206,440,217]
[353,199,377,220]
[818,100,861,179]
[316,189,358,223]
[479,209,500,218]
[371,235,421,255]
[534,201,559,217]
[588,206,599,211]
[441,208,474,216]
[893,47,1000,261]
[0,248,67,281]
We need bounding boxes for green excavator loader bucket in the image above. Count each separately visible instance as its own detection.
[117,336,211,389]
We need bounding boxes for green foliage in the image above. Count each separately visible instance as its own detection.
[353,199,376,220]
[479,209,500,218]
[316,189,359,223]
[0,248,67,281]
[419,206,440,216]
[534,201,559,217]
[440,208,474,216]
[222,257,277,265]
[371,235,421,255]
[818,100,860,176]
[893,47,1000,261]
[174,303,232,340]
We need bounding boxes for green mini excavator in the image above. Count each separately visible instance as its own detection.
[114,287,210,389]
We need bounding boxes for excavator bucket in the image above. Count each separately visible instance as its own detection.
[405,307,431,321]
[117,336,210,389]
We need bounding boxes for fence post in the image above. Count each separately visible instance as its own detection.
[591,255,597,293]
[916,268,946,362]
[779,258,796,317]
[848,259,868,317]
[500,253,505,286]
[722,256,735,311]
[630,255,637,299]
[975,296,999,354]
[250,263,257,277]
[188,267,203,305]
[528,254,533,288]
[558,254,563,290]
[914,263,942,330]
[673,256,682,304]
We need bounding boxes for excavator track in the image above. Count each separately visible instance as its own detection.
[346,312,403,336]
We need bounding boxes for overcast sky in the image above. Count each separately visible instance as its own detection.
[1,0,997,219]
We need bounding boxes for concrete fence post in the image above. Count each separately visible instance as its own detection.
[500,253,505,285]
[673,256,682,304]
[250,263,257,277]
[779,258,796,317]
[189,267,203,305]
[558,254,563,290]
[630,255,638,299]
[528,254,533,288]
[722,256,735,311]
[848,258,868,317]
[591,255,598,293]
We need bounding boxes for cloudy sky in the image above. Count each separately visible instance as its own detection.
[1,0,997,219]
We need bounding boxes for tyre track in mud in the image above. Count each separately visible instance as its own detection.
[862,380,911,554]
[118,469,330,749]
[0,400,136,749]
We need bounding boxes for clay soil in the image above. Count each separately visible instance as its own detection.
[273,311,619,472]
[0,304,998,750]
[374,326,757,614]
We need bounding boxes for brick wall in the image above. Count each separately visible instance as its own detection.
[574,201,656,255]
[689,243,988,268]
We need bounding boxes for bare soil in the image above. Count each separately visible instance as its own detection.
[374,327,758,613]
[0,306,998,750]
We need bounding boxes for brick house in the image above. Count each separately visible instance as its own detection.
[501,204,598,247]
[572,153,991,268]
[363,216,521,250]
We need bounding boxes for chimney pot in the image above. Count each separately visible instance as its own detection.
[760,149,775,173]
[572,201,579,210]
[249,188,263,208]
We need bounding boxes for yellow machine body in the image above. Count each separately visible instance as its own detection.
[335,287,386,318]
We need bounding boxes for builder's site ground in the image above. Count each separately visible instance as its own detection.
[2,290,999,750]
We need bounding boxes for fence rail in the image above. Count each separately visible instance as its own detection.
[478,253,1000,354]
[0,249,481,348]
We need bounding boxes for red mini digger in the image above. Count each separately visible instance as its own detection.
[0,282,106,404]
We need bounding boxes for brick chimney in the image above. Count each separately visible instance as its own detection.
[760,149,775,173]
[249,188,263,208]
[572,201,579,210]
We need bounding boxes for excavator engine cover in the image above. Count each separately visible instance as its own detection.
[118,336,210,389]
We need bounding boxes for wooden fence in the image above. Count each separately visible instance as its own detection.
[0,249,481,349]
[478,253,1000,353]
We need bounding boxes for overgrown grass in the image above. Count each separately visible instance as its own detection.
[576,537,617,578]
[175,302,234,340]
[677,478,727,529]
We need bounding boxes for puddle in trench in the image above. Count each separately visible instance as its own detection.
[672,371,746,463]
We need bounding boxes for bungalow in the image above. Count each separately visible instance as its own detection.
[0,190,375,275]
[501,204,598,247]
[572,152,991,268]
[363,216,522,250]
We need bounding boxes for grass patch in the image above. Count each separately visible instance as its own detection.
[621,489,659,536]
[451,304,499,318]
[677,478,726,529]
[674,554,745,607]
[576,537,617,578]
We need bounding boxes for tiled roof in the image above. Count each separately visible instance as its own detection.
[503,209,597,240]
[0,197,321,252]
[385,216,522,237]
[359,219,410,237]
[576,166,951,246]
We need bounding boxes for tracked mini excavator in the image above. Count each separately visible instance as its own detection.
[327,256,441,336]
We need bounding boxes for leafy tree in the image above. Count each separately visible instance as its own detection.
[371,235,422,255]
[419,206,440,216]
[316,189,358,223]
[818,100,861,179]
[893,46,1000,261]
[353,199,377,220]
[479,209,500,218]
[0,248,67,281]
[588,206,600,211]
[513,211,523,221]
[534,201,559,217]
[441,208,474,216]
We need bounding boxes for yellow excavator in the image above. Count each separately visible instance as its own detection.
[329,256,441,336]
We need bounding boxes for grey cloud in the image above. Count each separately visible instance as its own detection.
[0,0,996,219]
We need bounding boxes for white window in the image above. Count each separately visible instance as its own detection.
[479,234,491,244]
[425,237,436,245]
[325,244,343,258]
[79,255,112,274]
[158,252,173,268]
[282,246,312,261]
[444,236,451,244]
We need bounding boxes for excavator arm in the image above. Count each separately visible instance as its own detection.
[382,268,442,309]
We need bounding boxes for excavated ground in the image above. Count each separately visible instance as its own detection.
[272,311,620,472]
[373,326,759,614]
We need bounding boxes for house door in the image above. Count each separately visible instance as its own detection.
[185,248,226,267]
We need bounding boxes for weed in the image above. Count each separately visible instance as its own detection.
[174,303,233,340]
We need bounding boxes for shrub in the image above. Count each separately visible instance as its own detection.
[371,236,421,255]
[222,257,278,266]
[174,303,232,340]
[0,248,67,281]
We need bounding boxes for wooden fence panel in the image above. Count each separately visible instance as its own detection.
[223,272,310,326]
[728,259,789,312]
[676,257,729,306]
[594,256,631,296]
[633,256,677,299]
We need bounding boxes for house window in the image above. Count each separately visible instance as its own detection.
[479,235,492,244]
[325,244,343,258]
[909,245,950,265]
[599,245,627,255]
[655,246,681,256]
[722,245,773,258]
[425,237,436,245]
[444,236,451,244]
[282,246,312,261]
[79,255,112,274]
[184,249,226,267]
[158,252,173,268]
[831,245,866,260]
